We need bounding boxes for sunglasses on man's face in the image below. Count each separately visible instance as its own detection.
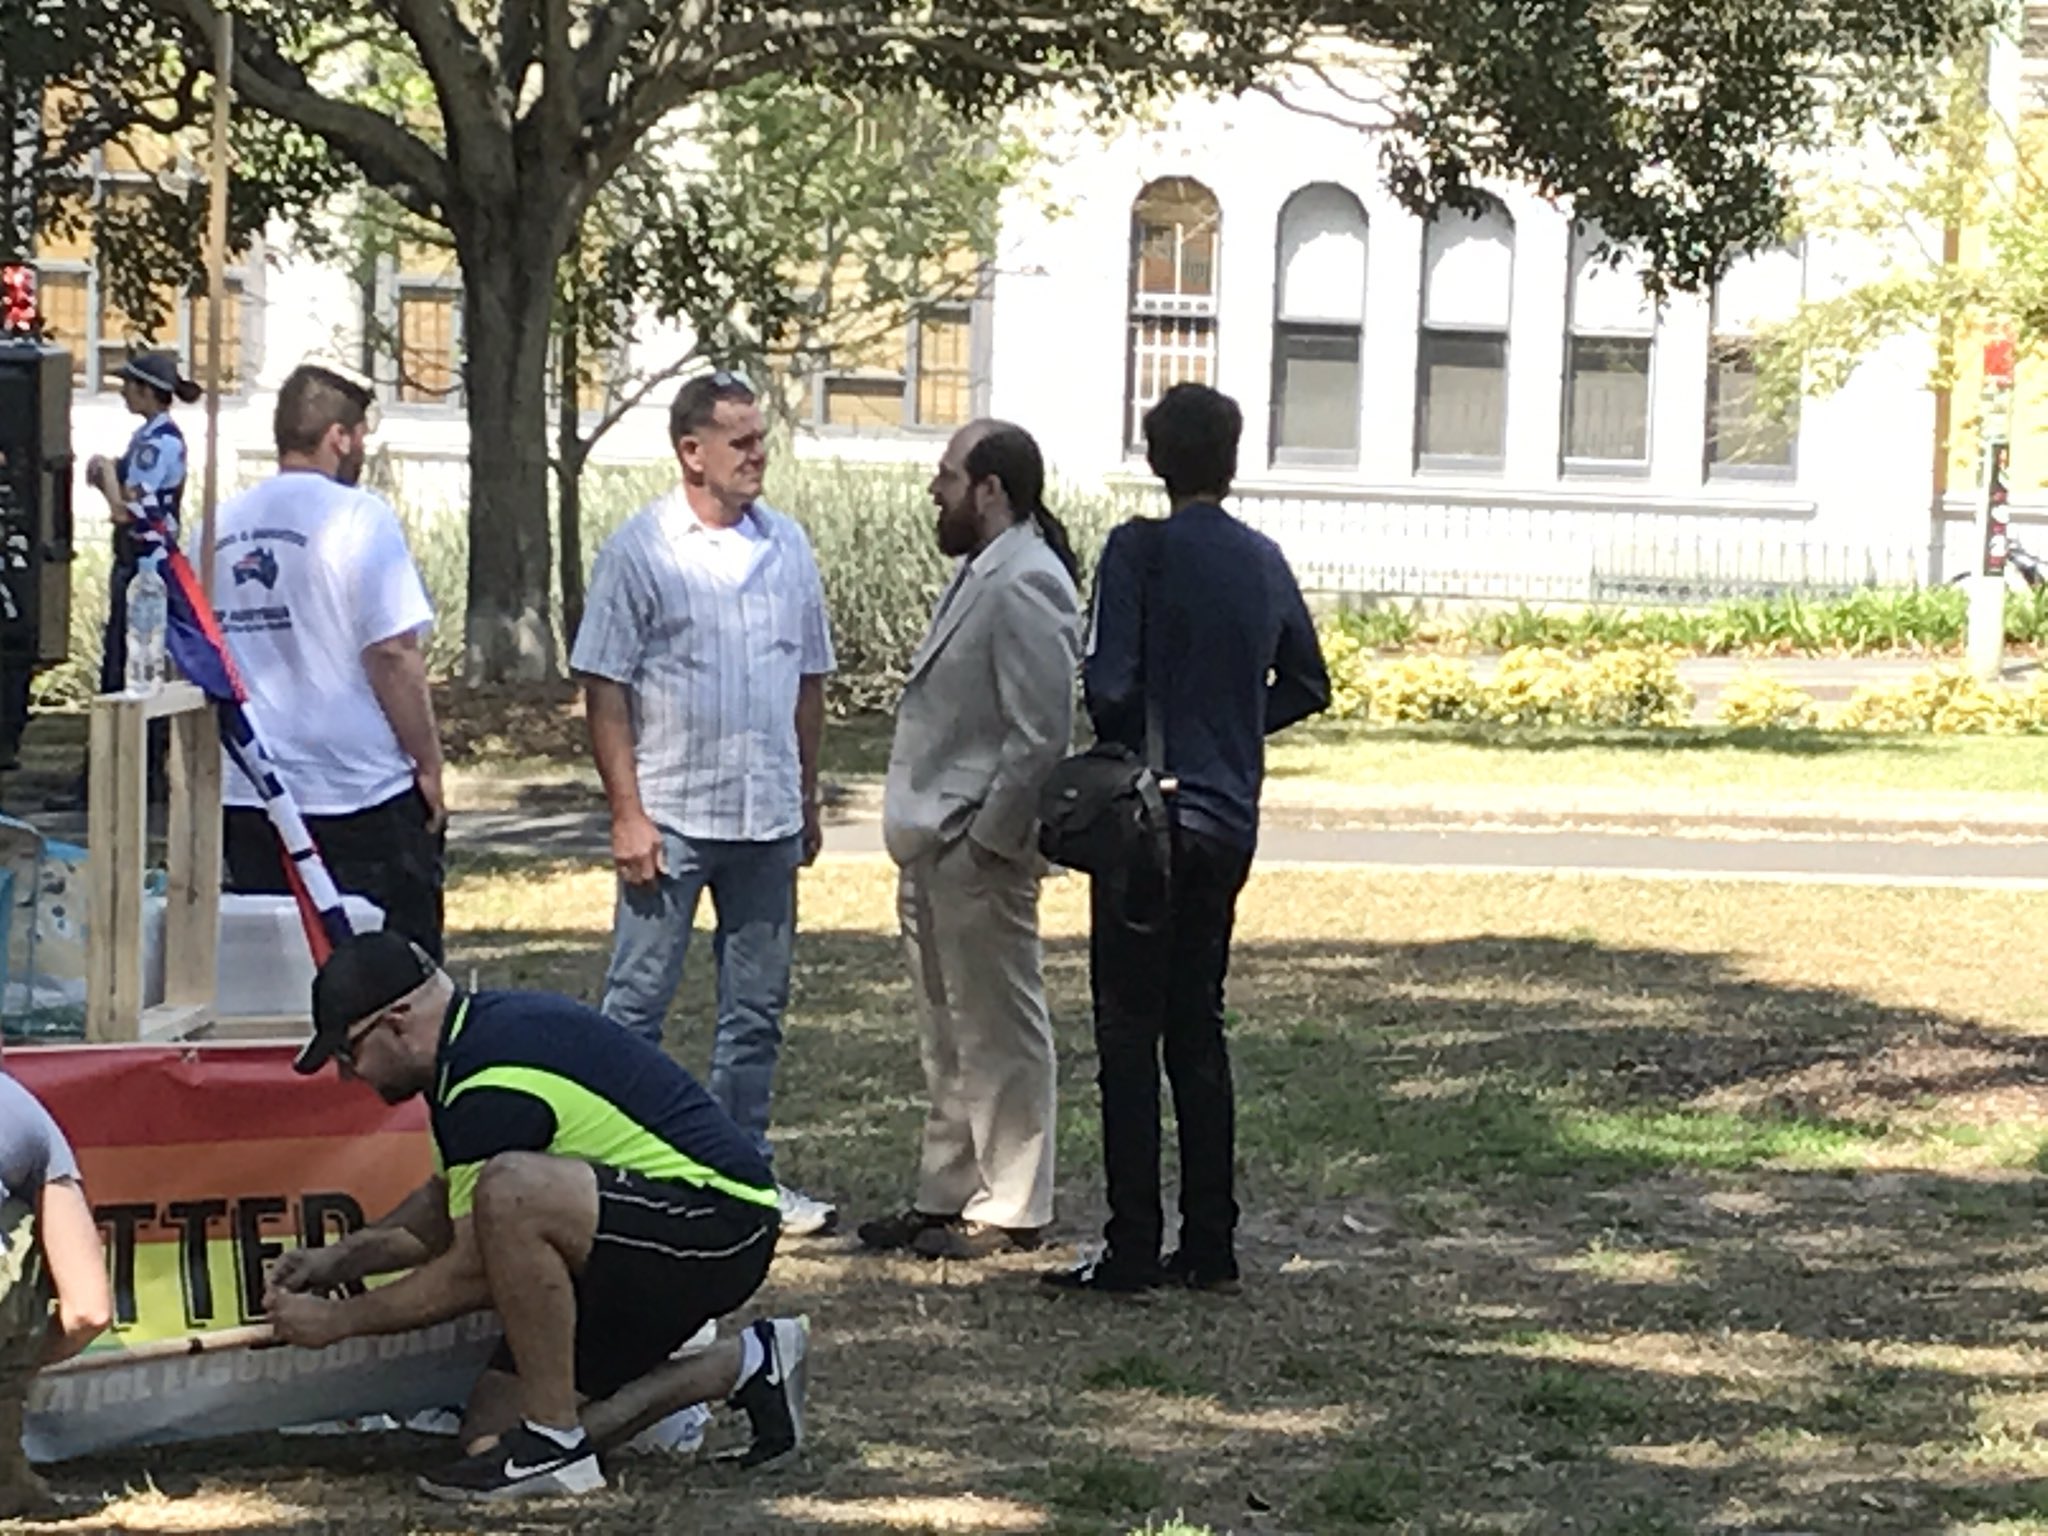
[707,369,754,393]
[334,1012,388,1069]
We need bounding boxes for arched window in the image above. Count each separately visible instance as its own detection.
[1126,177,1220,451]
[1563,222,1656,470]
[1271,184,1367,465]
[1416,196,1514,469]
[1707,245,1802,479]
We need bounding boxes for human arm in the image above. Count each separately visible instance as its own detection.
[1265,564,1331,736]
[1081,525,1144,750]
[362,629,446,832]
[268,1212,488,1349]
[969,567,1082,862]
[583,675,663,886]
[353,508,444,827]
[791,527,836,866]
[570,539,662,886]
[796,674,826,866]
[36,1176,111,1366]
[267,1176,454,1296]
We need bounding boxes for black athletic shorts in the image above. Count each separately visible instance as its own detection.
[489,1165,779,1400]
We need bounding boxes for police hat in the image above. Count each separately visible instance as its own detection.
[118,350,202,404]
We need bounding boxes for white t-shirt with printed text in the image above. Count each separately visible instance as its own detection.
[210,471,434,815]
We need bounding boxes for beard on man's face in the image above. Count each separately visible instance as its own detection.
[336,445,366,486]
[935,496,979,558]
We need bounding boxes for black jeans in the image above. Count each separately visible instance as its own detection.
[223,786,446,959]
[1089,821,1253,1270]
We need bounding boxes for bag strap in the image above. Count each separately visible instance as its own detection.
[1137,519,1167,776]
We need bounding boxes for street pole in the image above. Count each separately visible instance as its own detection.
[199,11,231,598]
[1966,335,2014,679]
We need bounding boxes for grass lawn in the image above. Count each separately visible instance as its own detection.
[36,859,2048,1534]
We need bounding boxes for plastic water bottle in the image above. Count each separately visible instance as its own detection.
[124,556,168,695]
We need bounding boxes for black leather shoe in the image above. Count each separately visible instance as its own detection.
[1163,1248,1242,1294]
[856,1208,956,1252]
[1039,1254,1162,1296]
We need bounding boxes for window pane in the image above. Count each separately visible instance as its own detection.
[98,283,178,392]
[1418,329,1508,461]
[1273,323,1361,456]
[1569,223,1655,335]
[1423,201,1514,329]
[38,272,90,386]
[1126,315,1217,450]
[186,278,245,395]
[1706,342,1795,470]
[1563,334,1651,463]
[824,376,904,430]
[1132,178,1220,302]
[915,308,972,427]
[1278,185,1367,325]
[1714,247,1802,335]
[398,289,459,405]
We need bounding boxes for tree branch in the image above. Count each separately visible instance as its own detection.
[381,0,514,191]
[149,0,450,217]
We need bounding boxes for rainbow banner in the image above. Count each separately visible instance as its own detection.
[8,1044,498,1461]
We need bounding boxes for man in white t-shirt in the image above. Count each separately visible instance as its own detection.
[211,363,448,956]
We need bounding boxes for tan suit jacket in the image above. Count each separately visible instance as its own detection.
[882,520,1082,868]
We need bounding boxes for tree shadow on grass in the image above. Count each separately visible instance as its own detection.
[34,923,2048,1535]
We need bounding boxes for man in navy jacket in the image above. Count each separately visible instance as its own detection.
[1045,383,1329,1297]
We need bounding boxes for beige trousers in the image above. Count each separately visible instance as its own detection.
[897,841,1057,1230]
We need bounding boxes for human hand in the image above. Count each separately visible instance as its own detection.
[267,1290,351,1350]
[801,801,823,867]
[267,1244,348,1298]
[967,836,1007,872]
[416,766,448,835]
[613,808,665,887]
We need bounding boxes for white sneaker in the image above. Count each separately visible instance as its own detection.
[778,1185,839,1237]
[622,1402,710,1455]
[619,1321,719,1455]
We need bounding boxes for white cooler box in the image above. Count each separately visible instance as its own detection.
[143,893,386,1020]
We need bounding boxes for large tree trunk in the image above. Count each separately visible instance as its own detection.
[556,319,587,650]
[458,224,559,683]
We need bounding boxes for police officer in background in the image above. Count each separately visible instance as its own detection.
[45,349,199,811]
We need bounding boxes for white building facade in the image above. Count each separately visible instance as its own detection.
[45,74,1956,603]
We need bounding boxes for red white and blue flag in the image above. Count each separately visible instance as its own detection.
[138,518,355,964]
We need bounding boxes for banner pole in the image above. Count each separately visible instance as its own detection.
[199,10,232,599]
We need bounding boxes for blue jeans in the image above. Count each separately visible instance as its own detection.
[600,830,802,1167]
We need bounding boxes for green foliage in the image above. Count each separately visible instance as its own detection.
[1484,647,1593,728]
[1573,649,1693,728]
[1313,1450,1422,1528]
[1314,643,1693,730]
[1715,671,1821,729]
[1320,623,1373,722]
[1359,654,1481,724]
[1049,1451,1167,1518]
[1837,665,2022,734]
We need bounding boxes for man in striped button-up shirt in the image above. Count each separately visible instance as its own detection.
[570,371,838,1236]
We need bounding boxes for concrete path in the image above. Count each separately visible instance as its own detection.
[449,803,2048,889]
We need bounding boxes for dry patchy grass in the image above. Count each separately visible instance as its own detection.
[22,863,2048,1536]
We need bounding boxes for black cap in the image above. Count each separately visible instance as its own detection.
[298,931,437,1075]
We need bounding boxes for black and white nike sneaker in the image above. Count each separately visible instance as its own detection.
[721,1315,810,1469]
[416,1421,605,1502]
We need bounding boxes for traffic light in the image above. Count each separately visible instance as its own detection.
[0,265,34,335]
[0,342,75,663]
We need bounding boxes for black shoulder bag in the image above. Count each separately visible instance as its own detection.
[1036,521,1172,901]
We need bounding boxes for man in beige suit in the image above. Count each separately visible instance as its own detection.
[858,421,1083,1261]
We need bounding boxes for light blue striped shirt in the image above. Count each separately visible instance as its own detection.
[571,492,836,843]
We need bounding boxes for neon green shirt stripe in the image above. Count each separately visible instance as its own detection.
[439,1064,778,1218]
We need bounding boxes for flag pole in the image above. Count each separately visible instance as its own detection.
[199,10,232,599]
